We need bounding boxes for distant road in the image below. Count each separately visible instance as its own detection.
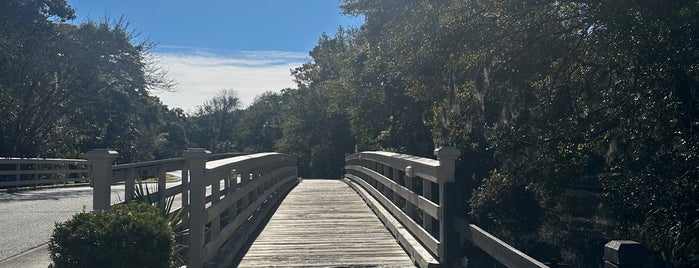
[0,178,182,262]
[0,185,124,261]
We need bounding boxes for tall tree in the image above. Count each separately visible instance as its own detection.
[238,92,284,153]
[339,0,698,265]
[187,89,241,153]
[0,0,76,156]
[0,0,174,162]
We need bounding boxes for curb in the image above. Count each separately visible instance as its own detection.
[0,244,51,268]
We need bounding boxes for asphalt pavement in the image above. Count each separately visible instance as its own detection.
[0,178,182,267]
[0,185,126,264]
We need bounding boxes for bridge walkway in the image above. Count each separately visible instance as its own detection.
[237,179,415,267]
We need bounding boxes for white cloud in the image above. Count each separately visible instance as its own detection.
[151,49,308,113]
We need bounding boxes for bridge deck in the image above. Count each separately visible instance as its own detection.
[238,179,415,267]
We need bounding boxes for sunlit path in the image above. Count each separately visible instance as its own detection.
[238,179,415,267]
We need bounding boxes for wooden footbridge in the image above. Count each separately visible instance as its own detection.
[81,147,551,268]
[2,148,641,267]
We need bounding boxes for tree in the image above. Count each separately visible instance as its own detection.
[341,0,698,265]
[0,0,175,162]
[0,0,76,156]
[238,92,284,153]
[187,89,241,153]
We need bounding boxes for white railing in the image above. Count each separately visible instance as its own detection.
[344,147,548,268]
[183,149,298,268]
[88,148,298,268]
[0,158,89,188]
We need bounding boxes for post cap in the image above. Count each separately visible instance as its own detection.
[85,149,119,160]
[434,146,461,160]
[604,240,648,265]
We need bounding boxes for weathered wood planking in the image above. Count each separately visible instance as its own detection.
[238,179,416,267]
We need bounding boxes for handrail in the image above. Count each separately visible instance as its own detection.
[453,217,548,268]
[111,158,186,207]
[344,147,548,268]
[344,147,458,267]
[184,149,298,268]
[0,157,89,188]
[346,151,440,182]
[87,149,297,268]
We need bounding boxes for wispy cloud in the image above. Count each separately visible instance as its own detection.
[151,48,308,113]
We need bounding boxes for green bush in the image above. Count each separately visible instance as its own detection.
[48,202,176,268]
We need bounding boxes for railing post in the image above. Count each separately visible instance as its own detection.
[184,148,211,268]
[86,149,119,211]
[125,168,136,202]
[434,146,461,266]
[604,240,649,268]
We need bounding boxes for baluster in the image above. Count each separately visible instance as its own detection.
[211,172,221,236]
[422,178,434,236]
[15,162,20,187]
[240,171,250,210]
[227,170,238,219]
[125,168,136,202]
[158,166,167,212]
[404,169,416,220]
[181,161,190,229]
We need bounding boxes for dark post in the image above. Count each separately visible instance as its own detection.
[604,240,649,268]
[434,146,461,266]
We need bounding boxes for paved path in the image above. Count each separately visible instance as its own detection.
[0,185,126,262]
[0,179,182,264]
[238,179,415,267]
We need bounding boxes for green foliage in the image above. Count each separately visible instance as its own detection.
[238,92,284,153]
[0,0,175,162]
[336,0,698,266]
[132,180,188,265]
[48,202,176,268]
[4,0,697,265]
[187,89,242,153]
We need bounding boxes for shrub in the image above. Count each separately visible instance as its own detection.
[48,202,175,268]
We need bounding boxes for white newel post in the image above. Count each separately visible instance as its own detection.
[184,148,210,268]
[434,146,461,265]
[86,149,119,211]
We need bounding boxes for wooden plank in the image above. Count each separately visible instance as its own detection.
[344,178,439,268]
[111,158,185,171]
[345,174,440,255]
[206,178,299,268]
[203,175,297,261]
[346,165,440,219]
[0,158,88,165]
[0,169,88,176]
[454,217,549,268]
[237,179,416,267]
[205,167,296,222]
[0,178,82,187]
[346,152,439,183]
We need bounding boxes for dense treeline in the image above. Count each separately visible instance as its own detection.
[2,0,697,266]
[265,0,696,266]
[0,1,239,162]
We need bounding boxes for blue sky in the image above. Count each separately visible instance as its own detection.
[66,0,363,112]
